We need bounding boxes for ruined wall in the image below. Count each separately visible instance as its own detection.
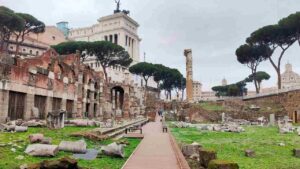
[243,90,300,123]
[0,49,105,122]
[0,49,153,122]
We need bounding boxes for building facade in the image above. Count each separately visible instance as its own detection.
[6,26,66,58]
[281,63,300,90]
[193,81,202,102]
[68,10,159,89]
[0,49,147,123]
[68,12,141,64]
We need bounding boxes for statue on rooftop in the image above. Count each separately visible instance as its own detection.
[114,0,121,13]
[114,0,130,15]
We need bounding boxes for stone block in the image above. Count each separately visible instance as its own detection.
[245,149,255,157]
[208,160,239,169]
[63,77,69,84]
[293,149,300,158]
[199,148,217,168]
[48,72,55,79]
[181,142,202,157]
[29,67,37,74]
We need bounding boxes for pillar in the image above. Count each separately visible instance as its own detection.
[88,91,95,118]
[112,89,116,110]
[24,94,34,120]
[61,99,66,111]
[184,49,193,102]
[0,90,9,122]
[46,96,52,117]
[123,87,130,119]
[116,91,119,110]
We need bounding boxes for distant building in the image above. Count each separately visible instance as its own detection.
[222,78,227,86]
[56,21,70,37]
[67,10,158,88]
[7,26,67,58]
[200,91,217,101]
[281,63,300,90]
[68,12,141,64]
[193,81,202,102]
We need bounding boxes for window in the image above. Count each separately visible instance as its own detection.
[109,35,113,42]
[128,37,131,46]
[52,36,56,40]
[29,50,32,54]
[125,35,128,46]
[23,48,26,52]
[104,36,108,41]
[114,34,118,44]
[36,51,39,56]
[10,46,13,50]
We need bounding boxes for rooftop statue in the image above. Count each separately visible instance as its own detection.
[114,0,121,13]
[114,0,130,15]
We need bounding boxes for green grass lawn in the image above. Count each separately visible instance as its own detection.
[197,102,225,111]
[0,127,140,169]
[170,126,300,169]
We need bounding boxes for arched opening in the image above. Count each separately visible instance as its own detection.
[111,86,124,111]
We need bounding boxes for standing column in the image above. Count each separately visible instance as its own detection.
[0,89,9,122]
[24,94,35,120]
[123,87,130,119]
[116,91,120,110]
[89,91,95,118]
[112,89,116,110]
[184,49,193,102]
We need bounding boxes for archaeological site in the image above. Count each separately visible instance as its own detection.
[1,1,300,169]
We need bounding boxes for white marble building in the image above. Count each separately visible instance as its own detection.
[281,63,300,90]
[68,10,157,88]
[68,12,140,64]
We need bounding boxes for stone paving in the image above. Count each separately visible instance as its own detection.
[123,115,186,169]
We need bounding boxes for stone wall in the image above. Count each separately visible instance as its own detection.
[0,49,104,122]
[243,89,300,123]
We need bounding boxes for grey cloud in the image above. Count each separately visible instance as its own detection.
[2,0,300,90]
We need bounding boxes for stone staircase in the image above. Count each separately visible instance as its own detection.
[92,118,148,140]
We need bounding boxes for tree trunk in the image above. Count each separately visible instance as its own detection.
[165,90,168,100]
[276,68,281,90]
[143,75,149,88]
[15,35,21,56]
[253,75,259,94]
[250,64,259,94]
[269,44,293,90]
[102,65,108,83]
[268,54,284,90]
[258,82,261,93]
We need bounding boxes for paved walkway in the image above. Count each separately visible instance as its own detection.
[123,115,181,169]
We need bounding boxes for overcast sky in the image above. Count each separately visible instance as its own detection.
[1,0,300,90]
